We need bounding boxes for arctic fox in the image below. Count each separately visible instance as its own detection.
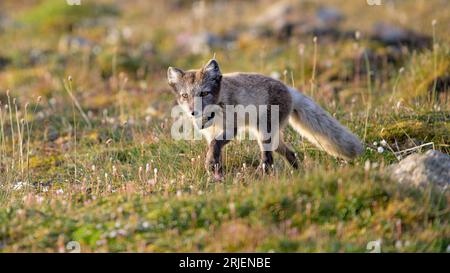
[167,59,363,177]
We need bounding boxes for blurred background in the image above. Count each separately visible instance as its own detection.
[0,0,448,110]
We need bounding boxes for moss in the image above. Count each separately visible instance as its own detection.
[380,114,450,147]
[29,154,64,171]
[27,154,66,179]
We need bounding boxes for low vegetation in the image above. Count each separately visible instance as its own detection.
[0,0,448,252]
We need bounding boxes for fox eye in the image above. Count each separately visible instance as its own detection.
[200,91,209,97]
[181,93,188,99]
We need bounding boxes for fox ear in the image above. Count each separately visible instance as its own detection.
[203,59,221,80]
[167,67,184,86]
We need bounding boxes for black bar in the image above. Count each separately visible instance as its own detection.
[0,253,446,272]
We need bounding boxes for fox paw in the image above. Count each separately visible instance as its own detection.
[205,162,224,181]
[212,172,224,181]
[206,169,223,181]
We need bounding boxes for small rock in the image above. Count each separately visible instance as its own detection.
[316,7,344,27]
[298,7,349,41]
[0,13,13,32]
[371,23,431,48]
[47,129,59,142]
[58,35,99,54]
[0,55,10,70]
[389,150,450,189]
[255,1,293,26]
[251,1,298,40]
[177,32,236,54]
[190,32,221,54]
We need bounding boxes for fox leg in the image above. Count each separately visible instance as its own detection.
[256,130,276,173]
[205,129,235,176]
[276,139,300,169]
[205,138,230,175]
[255,109,279,173]
[261,148,274,173]
[256,105,296,172]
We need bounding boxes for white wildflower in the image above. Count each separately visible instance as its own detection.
[13,181,27,191]
[36,196,44,204]
[298,43,305,55]
[270,71,281,80]
[147,179,156,186]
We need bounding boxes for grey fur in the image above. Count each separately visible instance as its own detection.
[167,59,363,176]
[288,88,363,160]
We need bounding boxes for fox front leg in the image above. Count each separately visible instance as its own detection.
[205,138,230,179]
[260,150,274,173]
[205,130,235,179]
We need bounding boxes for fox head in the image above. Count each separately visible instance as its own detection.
[167,59,222,127]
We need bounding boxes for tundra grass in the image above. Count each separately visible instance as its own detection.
[0,0,448,252]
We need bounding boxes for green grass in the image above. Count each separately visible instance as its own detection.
[1,168,448,252]
[19,0,119,33]
[0,0,448,252]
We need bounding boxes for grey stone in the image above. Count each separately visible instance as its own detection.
[389,150,450,189]
[58,35,99,54]
[371,23,431,48]
[0,13,12,32]
[178,32,236,55]
[316,7,344,27]
[254,1,294,26]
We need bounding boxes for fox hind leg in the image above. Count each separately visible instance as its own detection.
[276,139,300,169]
[256,130,277,173]
[256,109,284,173]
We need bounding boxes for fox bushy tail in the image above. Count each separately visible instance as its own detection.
[288,88,363,160]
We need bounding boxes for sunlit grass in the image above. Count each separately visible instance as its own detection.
[0,0,448,252]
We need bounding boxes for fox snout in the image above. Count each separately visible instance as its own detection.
[188,97,208,117]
